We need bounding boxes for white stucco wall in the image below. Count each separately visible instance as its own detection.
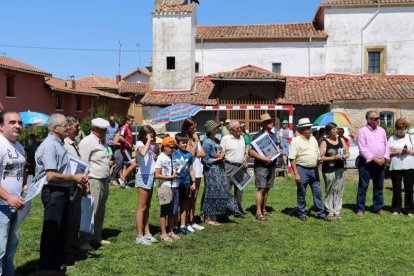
[325,6,414,75]
[195,41,326,77]
[124,74,150,83]
[152,12,196,91]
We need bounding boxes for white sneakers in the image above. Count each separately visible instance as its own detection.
[118,178,126,188]
[190,223,205,231]
[136,234,158,246]
[186,225,195,233]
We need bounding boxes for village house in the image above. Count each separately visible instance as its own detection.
[141,0,414,133]
[0,56,130,119]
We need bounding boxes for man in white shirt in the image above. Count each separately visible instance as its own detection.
[79,118,111,249]
[221,120,248,218]
[0,111,26,275]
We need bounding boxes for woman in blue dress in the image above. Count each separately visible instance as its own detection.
[202,120,239,225]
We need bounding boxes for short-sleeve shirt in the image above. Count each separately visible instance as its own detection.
[106,123,119,146]
[120,124,133,151]
[172,149,194,186]
[35,134,72,188]
[155,153,178,188]
[289,135,319,168]
[388,134,414,171]
[0,134,26,205]
[135,141,156,175]
[251,130,278,167]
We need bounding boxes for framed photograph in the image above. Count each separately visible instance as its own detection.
[251,133,280,161]
[230,165,253,191]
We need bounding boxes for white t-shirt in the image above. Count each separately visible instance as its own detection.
[388,134,414,170]
[135,141,156,175]
[0,134,26,205]
[154,153,178,188]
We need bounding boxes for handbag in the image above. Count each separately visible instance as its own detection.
[157,155,174,205]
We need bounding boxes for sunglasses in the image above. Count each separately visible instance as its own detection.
[9,120,23,126]
[369,117,380,121]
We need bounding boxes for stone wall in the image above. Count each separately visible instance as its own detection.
[331,100,414,134]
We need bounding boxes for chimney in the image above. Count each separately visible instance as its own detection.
[68,75,75,89]
[116,74,122,84]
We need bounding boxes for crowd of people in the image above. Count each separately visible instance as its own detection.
[0,109,413,274]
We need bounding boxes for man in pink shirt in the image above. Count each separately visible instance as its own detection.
[356,111,390,217]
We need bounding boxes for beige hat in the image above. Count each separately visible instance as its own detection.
[225,119,231,124]
[205,120,220,133]
[260,113,273,124]
[91,118,110,129]
[296,118,313,128]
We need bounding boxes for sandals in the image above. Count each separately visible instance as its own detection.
[263,211,273,217]
[205,220,221,226]
[255,214,267,221]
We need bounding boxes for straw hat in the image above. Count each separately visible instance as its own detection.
[296,118,313,128]
[260,113,273,124]
[205,120,220,133]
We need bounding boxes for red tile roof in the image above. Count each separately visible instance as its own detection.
[153,3,197,14]
[0,56,51,77]
[282,74,414,105]
[320,0,414,7]
[76,75,118,90]
[209,65,285,81]
[118,81,150,95]
[45,77,129,100]
[141,74,414,106]
[122,68,151,80]
[141,78,216,105]
[196,23,327,41]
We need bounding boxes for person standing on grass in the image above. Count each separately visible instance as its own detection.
[36,114,88,272]
[118,115,135,188]
[173,133,196,234]
[387,118,414,216]
[62,115,87,265]
[279,120,290,169]
[181,117,205,231]
[356,110,389,217]
[154,137,181,242]
[135,125,158,245]
[250,113,278,221]
[0,111,26,276]
[289,118,329,222]
[79,118,112,249]
[320,122,349,219]
[221,120,248,218]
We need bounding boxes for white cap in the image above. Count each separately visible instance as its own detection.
[91,118,110,129]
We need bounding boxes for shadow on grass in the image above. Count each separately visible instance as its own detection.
[16,259,39,276]
[102,228,122,240]
[342,203,392,214]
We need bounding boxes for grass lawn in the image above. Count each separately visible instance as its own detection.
[15,173,414,275]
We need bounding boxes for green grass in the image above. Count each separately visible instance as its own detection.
[15,173,414,275]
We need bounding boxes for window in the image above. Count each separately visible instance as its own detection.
[368,52,381,74]
[195,62,200,73]
[55,95,62,110]
[6,76,15,97]
[365,46,386,74]
[272,63,281,74]
[166,56,175,70]
[76,95,82,111]
[380,111,394,127]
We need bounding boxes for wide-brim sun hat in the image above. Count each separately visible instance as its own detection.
[296,118,313,128]
[205,120,220,133]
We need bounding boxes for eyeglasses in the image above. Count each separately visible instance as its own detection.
[369,117,380,121]
[55,124,68,129]
[8,120,23,126]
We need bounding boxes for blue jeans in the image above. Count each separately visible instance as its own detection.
[296,166,325,218]
[0,205,19,276]
[39,186,70,271]
[356,157,384,212]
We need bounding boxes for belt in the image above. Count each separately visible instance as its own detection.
[224,160,243,166]
[297,164,317,170]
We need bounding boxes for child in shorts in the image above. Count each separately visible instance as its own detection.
[154,136,181,242]
[172,133,196,235]
[135,125,158,246]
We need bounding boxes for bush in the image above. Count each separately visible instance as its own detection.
[79,105,122,135]
[18,126,48,146]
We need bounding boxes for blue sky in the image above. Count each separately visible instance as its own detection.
[0,0,321,79]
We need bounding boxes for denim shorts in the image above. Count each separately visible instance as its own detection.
[135,174,155,189]
[160,187,179,216]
